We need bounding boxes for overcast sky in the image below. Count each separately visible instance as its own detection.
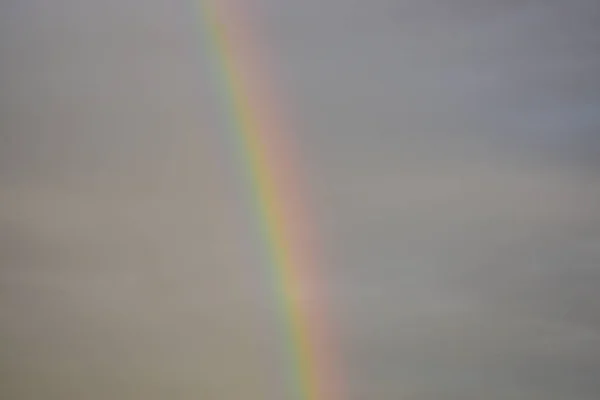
[1,1,599,399]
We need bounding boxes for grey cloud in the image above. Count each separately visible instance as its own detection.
[1,0,600,399]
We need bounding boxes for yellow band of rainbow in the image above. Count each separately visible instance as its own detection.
[197,1,342,400]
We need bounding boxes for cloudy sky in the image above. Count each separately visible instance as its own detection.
[1,1,599,399]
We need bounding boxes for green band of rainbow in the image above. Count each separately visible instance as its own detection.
[197,1,342,400]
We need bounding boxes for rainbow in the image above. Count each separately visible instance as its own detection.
[197,1,342,400]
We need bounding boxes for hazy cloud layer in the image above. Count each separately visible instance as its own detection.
[1,0,599,399]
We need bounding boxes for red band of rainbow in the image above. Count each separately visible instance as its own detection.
[197,1,343,399]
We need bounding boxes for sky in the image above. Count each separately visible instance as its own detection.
[1,0,599,399]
